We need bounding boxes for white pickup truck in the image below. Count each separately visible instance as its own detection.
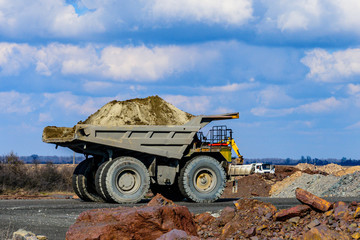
[254,163,275,174]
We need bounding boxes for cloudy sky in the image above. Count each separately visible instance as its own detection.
[1,0,360,159]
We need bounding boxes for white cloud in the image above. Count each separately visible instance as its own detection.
[0,42,208,81]
[347,121,360,129]
[100,45,202,81]
[38,113,53,123]
[43,92,112,116]
[150,0,253,26]
[298,97,342,113]
[257,86,294,107]
[0,0,105,38]
[0,43,35,75]
[347,84,360,95]
[251,97,342,117]
[261,0,360,34]
[0,91,34,114]
[301,48,360,82]
[163,95,211,114]
[251,107,295,117]
[83,81,114,93]
[201,82,257,92]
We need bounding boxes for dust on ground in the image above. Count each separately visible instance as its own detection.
[43,96,194,141]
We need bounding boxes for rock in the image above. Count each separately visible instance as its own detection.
[352,232,360,240]
[194,212,215,225]
[295,188,331,212]
[12,229,37,240]
[306,219,320,229]
[354,207,360,218]
[234,198,277,215]
[156,229,200,240]
[287,216,300,224]
[274,205,311,221]
[244,227,256,237]
[220,221,241,240]
[333,201,350,220]
[303,225,351,240]
[36,236,48,240]
[66,205,197,240]
[216,207,235,226]
[147,194,175,206]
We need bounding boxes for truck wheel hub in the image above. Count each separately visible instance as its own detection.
[118,171,136,191]
[194,169,216,192]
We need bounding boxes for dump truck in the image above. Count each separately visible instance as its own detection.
[43,112,256,203]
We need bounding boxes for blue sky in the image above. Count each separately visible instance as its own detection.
[1,0,360,159]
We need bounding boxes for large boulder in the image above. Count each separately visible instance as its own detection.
[66,195,197,240]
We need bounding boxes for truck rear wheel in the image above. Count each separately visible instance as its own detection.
[72,158,104,202]
[102,156,150,203]
[178,155,226,203]
[95,161,113,202]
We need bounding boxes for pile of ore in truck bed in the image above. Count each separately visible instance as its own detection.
[42,96,194,141]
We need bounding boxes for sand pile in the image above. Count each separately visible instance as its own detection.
[43,96,193,141]
[81,96,193,126]
[295,163,344,175]
[334,166,360,176]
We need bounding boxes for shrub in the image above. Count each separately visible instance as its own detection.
[0,152,75,194]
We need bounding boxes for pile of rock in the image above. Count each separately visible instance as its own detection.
[270,164,360,198]
[195,188,360,239]
[66,190,360,240]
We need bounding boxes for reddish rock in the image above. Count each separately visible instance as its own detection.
[295,188,331,212]
[274,205,311,221]
[234,199,277,215]
[303,225,351,240]
[333,201,350,220]
[148,194,175,206]
[217,207,235,226]
[194,212,215,225]
[156,229,200,240]
[221,221,242,240]
[354,207,360,218]
[66,205,197,240]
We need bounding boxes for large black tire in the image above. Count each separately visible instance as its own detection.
[72,158,104,202]
[95,161,113,202]
[150,181,185,201]
[178,155,226,203]
[102,156,150,203]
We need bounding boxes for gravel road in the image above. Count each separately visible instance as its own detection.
[0,197,358,240]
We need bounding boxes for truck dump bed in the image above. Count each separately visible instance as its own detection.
[43,113,239,159]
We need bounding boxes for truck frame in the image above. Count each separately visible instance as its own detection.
[43,112,251,203]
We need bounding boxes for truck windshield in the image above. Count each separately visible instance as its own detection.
[262,164,271,170]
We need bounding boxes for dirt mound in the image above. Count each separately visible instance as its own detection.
[334,166,360,176]
[81,96,193,126]
[222,174,272,198]
[295,163,344,175]
[43,96,194,141]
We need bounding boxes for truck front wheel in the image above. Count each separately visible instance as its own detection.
[102,156,150,203]
[178,155,226,203]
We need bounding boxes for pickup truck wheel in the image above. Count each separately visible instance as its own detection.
[178,155,226,203]
[95,161,114,202]
[150,182,185,201]
[102,156,150,203]
[73,158,104,202]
